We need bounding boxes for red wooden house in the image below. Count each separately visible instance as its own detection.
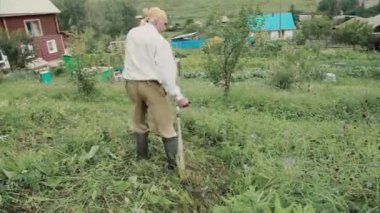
[0,0,65,62]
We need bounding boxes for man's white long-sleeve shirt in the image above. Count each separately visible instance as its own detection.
[122,23,184,101]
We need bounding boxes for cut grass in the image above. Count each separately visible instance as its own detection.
[0,49,379,211]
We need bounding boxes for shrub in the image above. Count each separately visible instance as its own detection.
[334,20,373,49]
[0,30,33,68]
[293,31,306,45]
[75,67,98,97]
[68,29,111,97]
[51,66,66,76]
[300,16,331,41]
[250,39,284,57]
[269,46,322,90]
[270,64,297,90]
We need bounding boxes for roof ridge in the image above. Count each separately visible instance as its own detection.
[0,0,60,17]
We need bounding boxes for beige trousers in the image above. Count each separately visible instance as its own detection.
[125,80,177,138]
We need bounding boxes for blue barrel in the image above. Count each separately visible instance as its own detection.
[40,71,52,84]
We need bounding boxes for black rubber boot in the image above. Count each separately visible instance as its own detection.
[162,136,178,170]
[136,132,148,160]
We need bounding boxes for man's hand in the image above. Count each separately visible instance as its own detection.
[176,97,190,108]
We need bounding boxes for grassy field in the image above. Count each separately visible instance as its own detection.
[132,0,320,22]
[0,48,379,212]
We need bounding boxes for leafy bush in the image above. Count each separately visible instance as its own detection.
[270,64,297,89]
[269,46,323,90]
[0,30,33,68]
[67,29,115,97]
[300,16,331,41]
[293,31,306,45]
[333,20,373,49]
[250,32,284,57]
[75,67,98,97]
[50,66,66,76]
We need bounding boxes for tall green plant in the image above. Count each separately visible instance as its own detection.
[69,29,103,97]
[203,6,254,96]
[53,0,87,33]
[75,66,98,97]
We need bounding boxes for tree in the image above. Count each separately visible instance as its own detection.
[103,0,137,38]
[318,0,360,15]
[317,0,330,12]
[202,6,254,96]
[329,0,341,17]
[53,0,137,37]
[288,4,301,26]
[53,0,87,33]
[347,1,380,17]
[341,0,359,13]
[83,1,108,34]
[334,20,373,48]
[318,0,341,17]
[300,16,332,41]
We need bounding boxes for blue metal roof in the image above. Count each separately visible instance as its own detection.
[171,38,207,49]
[249,12,296,31]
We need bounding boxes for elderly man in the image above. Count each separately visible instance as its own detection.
[122,7,189,169]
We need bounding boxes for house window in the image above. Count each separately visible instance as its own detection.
[24,20,42,37]
[47,40,58,54]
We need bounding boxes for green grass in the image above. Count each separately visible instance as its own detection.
[133,0,320,23]
[0,48,379,211]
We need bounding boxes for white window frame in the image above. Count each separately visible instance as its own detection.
[24,19,43,37]
[46,40,58,54]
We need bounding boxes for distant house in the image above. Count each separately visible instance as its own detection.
[249,12,297,40]
[0,0,65,62]
[171,32,206,49]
